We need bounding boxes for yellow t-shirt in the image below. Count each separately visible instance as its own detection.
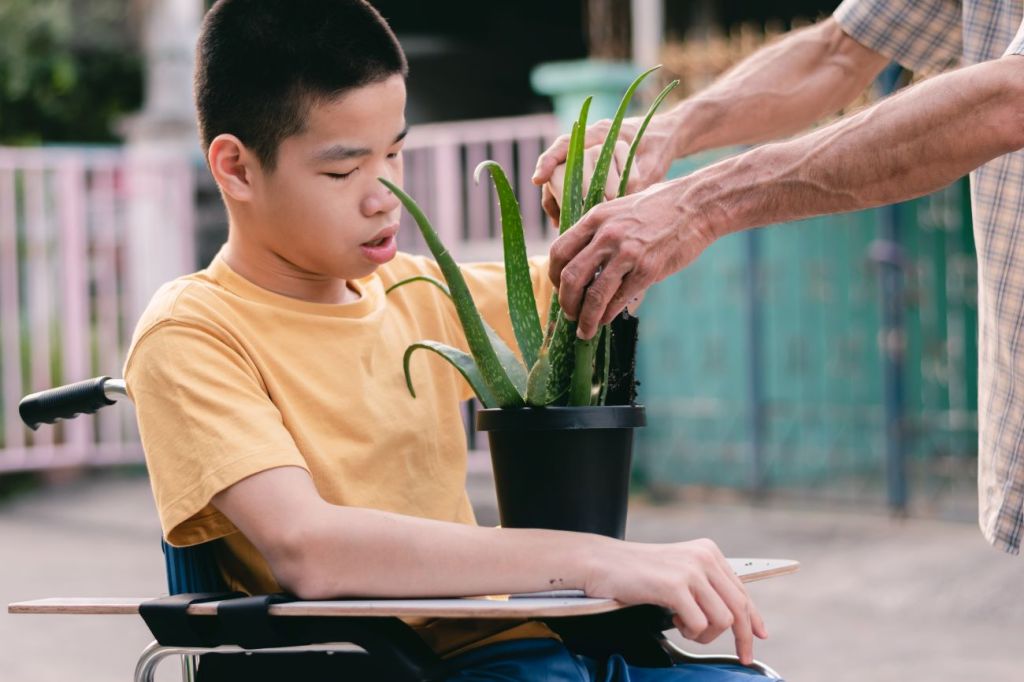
[123,248,555,657]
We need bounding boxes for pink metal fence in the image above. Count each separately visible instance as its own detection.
[400,114,560,259]
[0,113,559,473]
[0,147,196,472]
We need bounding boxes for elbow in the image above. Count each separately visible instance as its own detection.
[265,525,335,600]
[999,55,1024,152]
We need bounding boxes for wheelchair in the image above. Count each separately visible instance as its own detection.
[11,376,789,681]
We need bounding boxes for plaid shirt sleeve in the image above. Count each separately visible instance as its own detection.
[1005,15,1024,55]
[833,0,963,75]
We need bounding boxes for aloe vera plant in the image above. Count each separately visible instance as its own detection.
[383,69,679,409]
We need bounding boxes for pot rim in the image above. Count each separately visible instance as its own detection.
[476,404,646,431]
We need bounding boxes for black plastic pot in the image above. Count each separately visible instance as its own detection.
[476,405,646,539]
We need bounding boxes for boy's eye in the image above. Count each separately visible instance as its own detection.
[325,170,355,181]
[387,151,400,159]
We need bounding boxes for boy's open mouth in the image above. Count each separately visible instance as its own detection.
[360,226,399,265]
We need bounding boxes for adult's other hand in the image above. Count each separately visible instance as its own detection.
[534,114,678,223]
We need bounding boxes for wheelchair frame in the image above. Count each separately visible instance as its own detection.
[12,376,785,681]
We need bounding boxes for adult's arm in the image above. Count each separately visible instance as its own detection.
[532,18,889,207]
[212,465,767,663]
[549,54,1024,339]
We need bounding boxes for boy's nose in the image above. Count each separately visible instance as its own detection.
[364,180,401,216]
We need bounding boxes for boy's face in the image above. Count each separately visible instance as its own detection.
[247,74,407,281]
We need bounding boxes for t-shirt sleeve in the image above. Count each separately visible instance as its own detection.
[124,321,307,547]
[833,0,962,76]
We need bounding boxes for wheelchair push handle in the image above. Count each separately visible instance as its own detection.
[19,376,127,430]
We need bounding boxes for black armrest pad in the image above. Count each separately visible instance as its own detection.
[140,592,244,647]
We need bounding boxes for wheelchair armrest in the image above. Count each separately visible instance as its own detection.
[139,592,443,681]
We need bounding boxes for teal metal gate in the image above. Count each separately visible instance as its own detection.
[635,153,977,509]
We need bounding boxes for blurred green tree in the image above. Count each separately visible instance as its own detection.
[0,0,143,144]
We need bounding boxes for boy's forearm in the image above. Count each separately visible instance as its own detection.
[283,503,608,600]
[664,18,887,159]
[678,55,1024,239]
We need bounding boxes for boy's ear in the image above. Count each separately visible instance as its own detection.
[208,134,260,202]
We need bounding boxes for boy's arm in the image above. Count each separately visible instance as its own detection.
[212,465,767,664]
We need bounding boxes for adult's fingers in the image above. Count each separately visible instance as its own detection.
[548,210,603,289]
[554,237,608,328]
[541,184,561,226]
[607,139,630,200]
[533,120,613,185]
[600,269,653,327]
[575,258,633,339]
[533,133,571,185]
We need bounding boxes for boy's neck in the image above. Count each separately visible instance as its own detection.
[221,236,361,305]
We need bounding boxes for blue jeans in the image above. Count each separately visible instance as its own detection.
[444,638,778,681]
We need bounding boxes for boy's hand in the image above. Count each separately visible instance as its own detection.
[534,113,679,224]
[585,537,768,665]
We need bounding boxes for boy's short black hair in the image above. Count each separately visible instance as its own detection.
[195,0,407,170]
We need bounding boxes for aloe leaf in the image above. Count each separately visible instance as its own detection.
[474,160,542,370]
[541,312,577,405]
[583,65,660,213]
[526,346,551,406]
[564,97,592,231]
[381,178,525,407]
[618,79,679,198]
[385,275,450,297]
[539,94,596,403]
[569,334,600,406]
[386,272,528,397]
[403,341,497,408]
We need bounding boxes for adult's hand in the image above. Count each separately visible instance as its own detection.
[533,113,679,223]
[548,178,716,339]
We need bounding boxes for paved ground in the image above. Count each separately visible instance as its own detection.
[2,463,1021,682]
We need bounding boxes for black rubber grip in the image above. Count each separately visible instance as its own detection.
[19,376,117,431]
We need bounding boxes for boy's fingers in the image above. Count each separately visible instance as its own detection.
[707,560,757,665]
[671,594,709,641]
[692,579,736,645]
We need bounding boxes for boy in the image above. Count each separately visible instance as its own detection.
[125,1,770,679]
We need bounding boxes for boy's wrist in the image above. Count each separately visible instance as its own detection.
[572,533,623,597]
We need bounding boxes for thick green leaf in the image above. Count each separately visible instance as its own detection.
[540,311,577,405]
[564,98,592,232]
[474,160,542,370]
[569,334,599,406]
[381,178,525,407]
[526,346,551,406]
[386,272,528,398]
[385,275,450,297]
[583,65,660,213]
[403,341,497,408]
[541,95,595,404]
[618,79,679,198]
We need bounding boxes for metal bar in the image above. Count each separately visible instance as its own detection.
[24,168,54,452]
[744,228,767,496]
[91,166,124,445]
[875,63,909,515]
[0,166,25,451]
[57,158,91,451]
